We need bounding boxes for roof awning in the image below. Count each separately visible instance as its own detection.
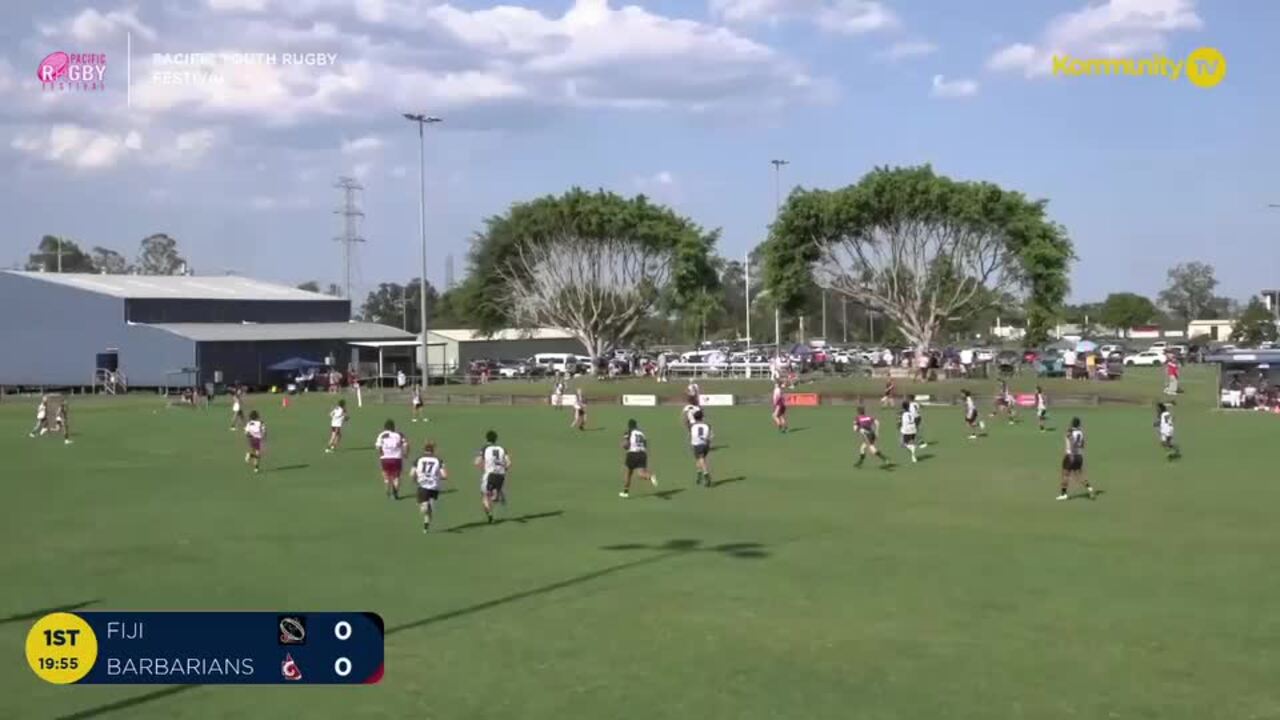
[143,321,414,342]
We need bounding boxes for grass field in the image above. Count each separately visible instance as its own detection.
[3,367,1279,720]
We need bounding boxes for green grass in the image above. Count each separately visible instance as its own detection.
[3,377,1278,720]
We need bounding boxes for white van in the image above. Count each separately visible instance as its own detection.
[533,353,581,374]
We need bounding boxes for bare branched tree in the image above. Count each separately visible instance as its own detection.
[815,220,1018,351]
[498,235,674,370]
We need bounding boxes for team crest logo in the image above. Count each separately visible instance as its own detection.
[281,653,302,681]
[278,615,306,645]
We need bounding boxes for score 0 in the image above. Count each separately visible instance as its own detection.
[334,620,352,678]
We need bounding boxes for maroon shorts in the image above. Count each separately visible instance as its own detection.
[248,437,262,452]
[774,404,787,416]
[380,458,403,477]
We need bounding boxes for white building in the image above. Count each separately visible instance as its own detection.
[1187,319,1235,342]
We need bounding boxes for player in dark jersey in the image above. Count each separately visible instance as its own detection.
[54,398,71,445]
[880,379,896,407]
[771,382,788,433]
[853,406,889,468]
[1057,417,1096,501]
[992,379,1017,424]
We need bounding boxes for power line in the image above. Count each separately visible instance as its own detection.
[333,176,366,307]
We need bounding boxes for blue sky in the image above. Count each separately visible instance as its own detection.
[1,0,1276,303]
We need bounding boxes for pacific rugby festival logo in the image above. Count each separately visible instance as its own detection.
[37,51,108,92]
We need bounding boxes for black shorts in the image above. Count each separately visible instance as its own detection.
[965,411,978,424]
[485,474,506,493]
[1062,455,1083,472]
[692,444,709,459]
[417,487,440,503]
[1037,408,1047,419]
[625,451,648,470]
[902,433,917,444]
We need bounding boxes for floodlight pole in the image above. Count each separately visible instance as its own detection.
[771,159,788,356]
[403,113,443,385]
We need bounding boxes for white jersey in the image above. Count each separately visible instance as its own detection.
[480,444,509,475]
[683,404,700,424]
[245,419,265,440]
[1159,411,1174,437]
[908,401,922,421]
[375,431,406,459]
[574,393,585,410]
[964,396,977,418]
[690,422,712,447]
[36,402,47,420]
[411,389,422,406]
[687,383,701,399]
[900,411,918,436]
[414,456,445,490]
[233,397,242,413]
[1036,393,1047,411]
[329,406,347,428]
[625,429,648,453]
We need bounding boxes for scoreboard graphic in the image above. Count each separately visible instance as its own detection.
[26,611,383,685]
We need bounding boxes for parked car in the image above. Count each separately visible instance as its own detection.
[973,348,996,363]
[1147,341,1169,352]
[1124,350,1166,366]
[1034,356,1066,377]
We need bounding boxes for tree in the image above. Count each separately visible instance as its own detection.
[361,280,439,332]
[136,233,187,275]
[1230,298,1279,347]
[91,246,130,274]
[1158,261,1219,324]
[1098,292,1158,333]
[296,281,321,293]
[467,189,718,369]
[763,165,1072,351]
[324,283,342,297]
[25,236,97,272]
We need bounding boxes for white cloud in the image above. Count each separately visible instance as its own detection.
[986,0,1203,77]
[654,170,675,185]
[930,74,978,98]
[711,0,897,34]
[9,125,217,170]
[207,0,269,11]
[877,39,937,61]
[11,124,138,169]
[341,135,384,154]
[41,7,158,42]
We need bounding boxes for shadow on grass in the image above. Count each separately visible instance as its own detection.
[652,488,685,500]
[1063,489,1108,501]
[54,685,200,720]
[271,464,310,473]
[446,510,565,533]
[0,599,101,626]
[710,476,746,488]
[783,427,808,434]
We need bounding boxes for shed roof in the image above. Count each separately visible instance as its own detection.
[6,271,335,301]
[143,322,413,342]
[427,328,577,342]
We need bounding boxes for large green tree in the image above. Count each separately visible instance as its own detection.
[361,279,439,332]
[1230,298,1279,347]
[25,236,96,272]
[465,188,718,369]
[1158,261,1220,324]
[762,165,1073,350]
[136,233,187,275]
[1098,292,1158,332]
[91,246,130,274]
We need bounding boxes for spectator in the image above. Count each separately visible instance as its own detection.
[1063,349,1077,379]
[959,348,974,376]
[397,369,407,390]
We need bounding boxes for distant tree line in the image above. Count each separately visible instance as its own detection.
[24,233,188,275]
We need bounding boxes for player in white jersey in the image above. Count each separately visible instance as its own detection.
[244,410,266,473]
[899,401,919,463]
[551,381,565,409]
[571,389,586,431]
[907,394,927,449]
[619,419,657,498]
[374,419,407,500]
[412,441,448,532]
[229,386,246,431]
[411,385,425,423]
[1155,402,1181,459]
[29,395,49,438]
[1035,386,1048,432]
[325,399,348,453]
[961,390,986,439]
[1057,417,1096,500]
[686,381,701,407]
[681,402,701,429]
[689,410,714,487]
[474,430,511,523]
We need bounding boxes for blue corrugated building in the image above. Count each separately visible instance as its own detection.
[0,271,412,388]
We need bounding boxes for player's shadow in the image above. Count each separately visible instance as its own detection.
[784,427,808,434]
[652,488,685,500]
[711,476,746,487]
[446,510,565,533]
[0,599,101,626]
[272,464,310,473]
[914,453,935,463]
[1064,489,1107,501]
[382,537,770,640]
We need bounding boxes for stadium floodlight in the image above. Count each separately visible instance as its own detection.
[402,113,443,385]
